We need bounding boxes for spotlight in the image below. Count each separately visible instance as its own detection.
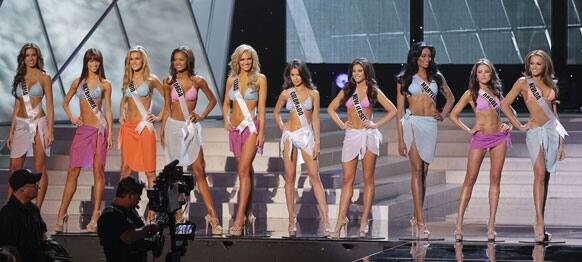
[335,73,349,89]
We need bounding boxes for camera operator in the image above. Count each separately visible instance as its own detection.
[0,169,47,262]
[97,176,159,262]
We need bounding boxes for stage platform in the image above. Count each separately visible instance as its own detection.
[50,217,582,261]
[2,112,582,260]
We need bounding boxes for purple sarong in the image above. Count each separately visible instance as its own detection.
[469,131,512,150]
[229,120,263,157]
[69,125,108,169]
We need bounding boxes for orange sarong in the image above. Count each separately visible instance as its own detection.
[119,120,156,172]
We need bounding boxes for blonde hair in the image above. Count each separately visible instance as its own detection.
[524,50,558,96]
[229,44,260,88]
[122,46,152,93]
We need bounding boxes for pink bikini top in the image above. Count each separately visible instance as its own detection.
[171,85,198,102]
[345,95,370,109]
[475,95,500,113]
[524,85,555,102]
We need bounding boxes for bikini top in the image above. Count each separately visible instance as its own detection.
[286,94,313,111]
[171,83,198,102]
[475,92,500,113]
[345,94,370,109]
[76,83,102,100]
[229,83,259,101]
[408,74,438,97]
[15,79,44,97]
[124,82,151,97]
[524,80,555,103]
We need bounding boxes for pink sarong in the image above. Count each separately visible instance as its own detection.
[469,131,512,150]
[229,120,263,157]
[69,125,108,169]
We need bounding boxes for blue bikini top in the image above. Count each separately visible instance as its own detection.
[124,82,150,97]
[16,80,44,97]
[286,95,313,111]
[408,74,438,97]
[76,83,102,100]
[229,84,258,101]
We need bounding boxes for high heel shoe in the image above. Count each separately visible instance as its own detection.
[487,227,497,242]
[247,213,256,236]
[454,228,463,242]
[322,220,331,237]
[205,215,223,235]
[544,231,552,242]
[410,217,417,238]
[54,214,69,233]
[359,220,370,238]
[86,221,98,233]
[416,222,430,240]
[288,218,297,237]
[534,228,545,244]
[330,217,349,239]
[229,217,247,237]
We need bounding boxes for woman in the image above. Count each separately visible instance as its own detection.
[6,43,54,208]
[55,48,113,232]
[118,46,164,187]
[161,46,220,234]
[501,50,567,243]
[396,42,455,239]
[449,59,512,241]
[273,59,329,237]
[328,58,397,238]
[222,44,267,236]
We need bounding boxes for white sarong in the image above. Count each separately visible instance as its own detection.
[526,119,561,173]
[341,128,382,162]
[280,128,315,165]
[10,116,51,158]
[164,116,202,166]
[401,109,437,163]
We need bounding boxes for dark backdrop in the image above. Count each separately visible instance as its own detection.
[229,0,581,113]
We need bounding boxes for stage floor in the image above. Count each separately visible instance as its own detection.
[51,216,582,261]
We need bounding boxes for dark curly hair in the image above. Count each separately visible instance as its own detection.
[341,57,378,106]
[11,43,45,97]
[397,42,444,95]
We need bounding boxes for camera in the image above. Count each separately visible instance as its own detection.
[147,160,195,213]
[145,160,196,261]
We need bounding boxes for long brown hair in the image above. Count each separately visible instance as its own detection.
[468,58,503,104]
[524,50,558,97]
[78,48,106,87]
[282,59,315,90]
[341,58,378,106]
[11,43,45,97]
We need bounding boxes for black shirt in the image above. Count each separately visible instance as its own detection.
[97,204,146,262]
[0,196,47,262]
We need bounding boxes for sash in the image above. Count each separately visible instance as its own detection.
[526,78,568,139]
[81,80,107,134]
[171,77,197,145]
[128,81,154,134]
[478,89,501,117]
[352,92,369,123]
[232,78,257,134]
[419,79,437,101]
[289,88,310,130]
[20,80,42,136]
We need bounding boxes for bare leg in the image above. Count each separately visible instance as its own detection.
[360,151,377,226]
[192,149,217,218]
[454,148,486,234]
[333,158,357,236]
[301,148,329,228]
[90,140,105,224]
[32,131,49,208]
[408,140,427,225]
[532,148,550,240]
[233,134,258,227]
[56,167,82,222]
[282,141,298,225]
[487,142,507,237]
